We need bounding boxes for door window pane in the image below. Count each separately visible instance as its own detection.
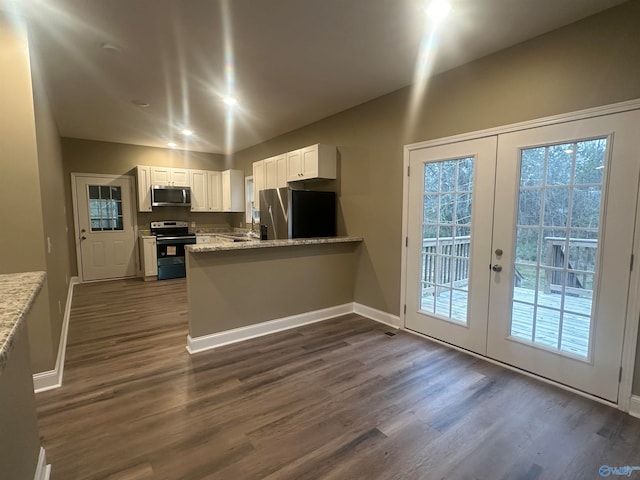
[510,138,606,358]
[420,157,474,324]
[88,184,124,232]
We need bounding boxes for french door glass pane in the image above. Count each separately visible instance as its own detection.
[510,138,606,358]
[420,157,474,324]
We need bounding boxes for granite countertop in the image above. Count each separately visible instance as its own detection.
[0,271,46,374]
[186,236,363,253]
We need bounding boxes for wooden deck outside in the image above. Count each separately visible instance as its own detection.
[421,287,593,357]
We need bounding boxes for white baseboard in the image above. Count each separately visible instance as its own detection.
[33,447,51,480]
[187,302,402,354]
[187,303,354,354]
[354,302,401,329]
[630,395,640,419]
[33,276,78,393]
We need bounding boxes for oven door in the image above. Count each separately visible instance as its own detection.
[156,237,195,280]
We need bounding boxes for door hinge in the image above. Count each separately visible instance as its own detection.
[407,166,410,177]
[405,237,408,247]
[619,366,623,383]
[404,304,407,314]
[631,254,635,272]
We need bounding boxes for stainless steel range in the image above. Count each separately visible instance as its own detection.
[150,221,196,280]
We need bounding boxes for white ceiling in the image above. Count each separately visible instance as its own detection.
[24,0,626,154]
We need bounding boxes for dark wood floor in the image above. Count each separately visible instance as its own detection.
[36,278,640,480]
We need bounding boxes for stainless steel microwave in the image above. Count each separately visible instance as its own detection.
[151,185,191,207]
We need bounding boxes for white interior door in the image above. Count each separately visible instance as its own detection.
[74,175,136,281]
[487,110,640,402]
[405,137,496,354]
[405,109,640,402]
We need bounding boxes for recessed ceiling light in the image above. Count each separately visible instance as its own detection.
[426,0,452,22]
[131,100,150,108]
[222,96,238,107]
[181,129,194,136]
[101,42,123,53]
[167,142,177,148]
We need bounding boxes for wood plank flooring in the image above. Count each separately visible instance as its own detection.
[36,278,640,480]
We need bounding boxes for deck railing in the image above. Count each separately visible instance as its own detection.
[422,236,471,294]
[420,236,597,298]
[544,237,597,297]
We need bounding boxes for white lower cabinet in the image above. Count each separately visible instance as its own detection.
[140,237,157,279]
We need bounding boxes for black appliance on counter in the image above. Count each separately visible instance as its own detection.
[150,221,196,280]
[259,188,336,240]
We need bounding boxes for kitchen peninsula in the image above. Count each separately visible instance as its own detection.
[185,237,362,353]
[0,272,49,479]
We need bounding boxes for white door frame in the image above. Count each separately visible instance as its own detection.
[71,173,139,283]
[401,98,640,412]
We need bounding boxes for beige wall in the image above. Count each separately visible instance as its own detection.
[61,138,244,276]
[231,1,640,316]
[0,326,42,480]
[229,3,640,392]
[32,54,73,356]
[187,242,360,337]
[0,12,55,372]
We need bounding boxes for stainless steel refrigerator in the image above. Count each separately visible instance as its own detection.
[259,188,336,240]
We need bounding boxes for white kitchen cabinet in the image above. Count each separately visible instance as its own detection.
[190,170,208,212]
[222,169,245,212]
[253,154,287,213]
[140,237,158,280]
[265,153,288,188]
[150,167,190,186]
[286,149,302,182]
[136,166,152,212]
[276,154,288,187]
[265,156,277,188]
[253,161,265,213]
[287,144,337,182]
[207,171,222,211]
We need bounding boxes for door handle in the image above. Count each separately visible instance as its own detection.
[492,264,502,272]
[81,236,87,240]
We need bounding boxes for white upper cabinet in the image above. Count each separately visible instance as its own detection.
[136,166,152,212]
[287,144,336,182]
[221,169,245,212]
[207,171,222,212]
[286,149,302,182]
[150,167,190,186]
[265,156,277,189]
[135,165,244,213]
[253,160,266,212]
[190,170,208,212]
[275,154,288,188]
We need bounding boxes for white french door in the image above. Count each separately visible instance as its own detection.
[405,137,496,354]
[405,109,640,402]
